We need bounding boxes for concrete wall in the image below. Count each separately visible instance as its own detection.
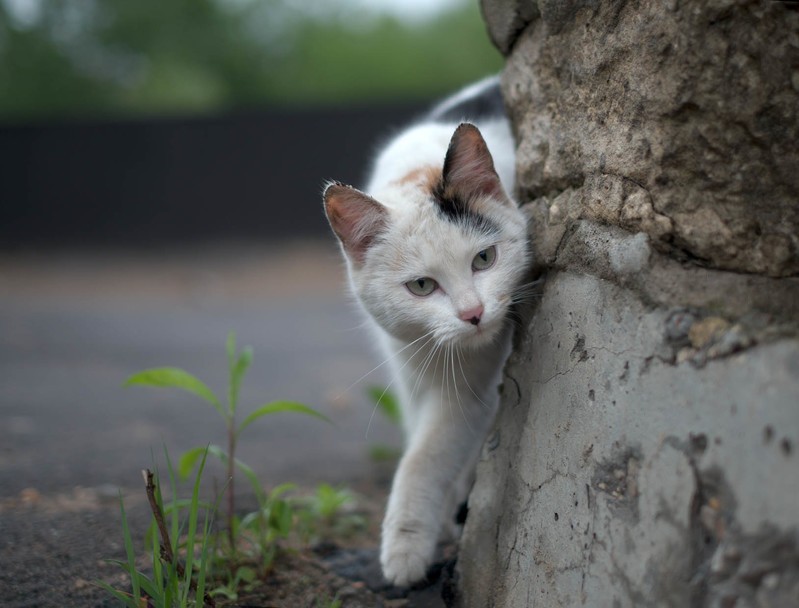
[458,1,799,606]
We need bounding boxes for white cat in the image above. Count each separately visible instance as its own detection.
[323,76,530,586]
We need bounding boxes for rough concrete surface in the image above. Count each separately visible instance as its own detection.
[460,1,799,605]
[501,0,799,277]
[460,260,799,607]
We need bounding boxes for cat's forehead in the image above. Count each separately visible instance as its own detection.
[378,201,496,271]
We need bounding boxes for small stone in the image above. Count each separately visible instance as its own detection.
[700,504,718,533]
[665,308,698,342]
[762,572,780,589]
[597,482,607,490]
[688,317,730,349]
[19,488,41,505]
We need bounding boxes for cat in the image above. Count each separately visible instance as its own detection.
[322,75,530,586]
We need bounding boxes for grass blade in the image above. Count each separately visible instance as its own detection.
[228,347,253,417]
[178,446,209,480]
[238,400,332,436]
[118,491,141,604]
[226,331,236,376]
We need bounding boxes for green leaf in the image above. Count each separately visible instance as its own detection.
[367,386,401,426]
[226,332,237,374]
[236,565,257,584]
[125,367,224,418]
[182,447,209,602]
[268,482,297,501]
[230,453,264,503]
[94,581,139,608]
[228,347,253,417]
[368,444,402,463]
[237,401,332,436]
[178,446,209,480]
[182,443,264,502]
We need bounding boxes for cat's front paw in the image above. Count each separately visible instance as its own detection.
[380,527,436,586]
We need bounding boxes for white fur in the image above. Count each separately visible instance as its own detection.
[328,96,529,586]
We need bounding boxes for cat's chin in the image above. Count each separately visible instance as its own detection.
[452,318,505,349]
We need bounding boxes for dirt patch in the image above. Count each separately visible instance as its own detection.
[0,482,453,608]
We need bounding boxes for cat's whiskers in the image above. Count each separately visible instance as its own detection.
[364,331,436,438]
[444,343,454,422]
[409,336,442,407]
[449,344,473,432]
[342,329,435,399]
[455,344,492,412]
[339,318,375,333]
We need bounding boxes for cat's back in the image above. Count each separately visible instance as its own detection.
[366,76,514,202]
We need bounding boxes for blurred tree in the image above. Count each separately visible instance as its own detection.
[0,0,501,122]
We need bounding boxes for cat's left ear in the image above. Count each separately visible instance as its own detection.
[323,182,388,265]
[441,123,506,201]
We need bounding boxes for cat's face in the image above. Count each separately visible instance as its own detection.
[324,124,529,349]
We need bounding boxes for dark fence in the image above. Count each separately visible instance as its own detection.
[0,102,428,249]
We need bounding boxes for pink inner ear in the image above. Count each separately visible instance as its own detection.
[443,124,503,199]
[324,183,387,264]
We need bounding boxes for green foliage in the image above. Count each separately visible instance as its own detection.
[367,385,401,426]
[0,0,501,121]
[315,592,342,608]
[295,483,365,542]
[125,333,329,549]
[367,385,402,463]
[114,331,351,602]
[368,444,402,463]
[98,449,215,608]
[125,367,223,416]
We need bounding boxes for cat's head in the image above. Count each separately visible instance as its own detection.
[323,123,529,349]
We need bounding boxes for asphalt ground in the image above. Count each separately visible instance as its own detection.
[0,241,400,606]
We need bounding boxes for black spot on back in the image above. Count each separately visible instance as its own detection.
[428,78,506,123]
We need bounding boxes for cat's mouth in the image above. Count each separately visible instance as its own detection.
[453,315,503,346]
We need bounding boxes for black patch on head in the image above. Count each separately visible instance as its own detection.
[432,180,500,236]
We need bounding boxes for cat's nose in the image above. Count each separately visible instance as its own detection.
[459,305,484,326]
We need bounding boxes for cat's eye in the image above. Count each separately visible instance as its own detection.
[406,277,438,297]
[472,246,497,271]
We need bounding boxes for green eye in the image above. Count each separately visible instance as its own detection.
[472,246,497,271]
[406,277,438,296]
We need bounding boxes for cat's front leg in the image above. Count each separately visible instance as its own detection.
[380,402,485,586]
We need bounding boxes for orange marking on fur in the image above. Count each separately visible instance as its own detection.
[392,165,442,189]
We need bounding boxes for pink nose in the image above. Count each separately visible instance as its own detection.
[459,305,484,326]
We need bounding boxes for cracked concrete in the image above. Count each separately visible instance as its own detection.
[460,1,799,605]
[459,271,799,607]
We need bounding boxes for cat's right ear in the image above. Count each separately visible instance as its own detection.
[323,181,387,265]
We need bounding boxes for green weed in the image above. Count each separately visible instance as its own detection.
[315,592,342,608]
[295,483,365,542]
[103,332,357,604]
[125,332,330,558]
[98,448,217,607]
[367,385,402,463]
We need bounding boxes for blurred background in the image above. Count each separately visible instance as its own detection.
[0,0,501,497]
